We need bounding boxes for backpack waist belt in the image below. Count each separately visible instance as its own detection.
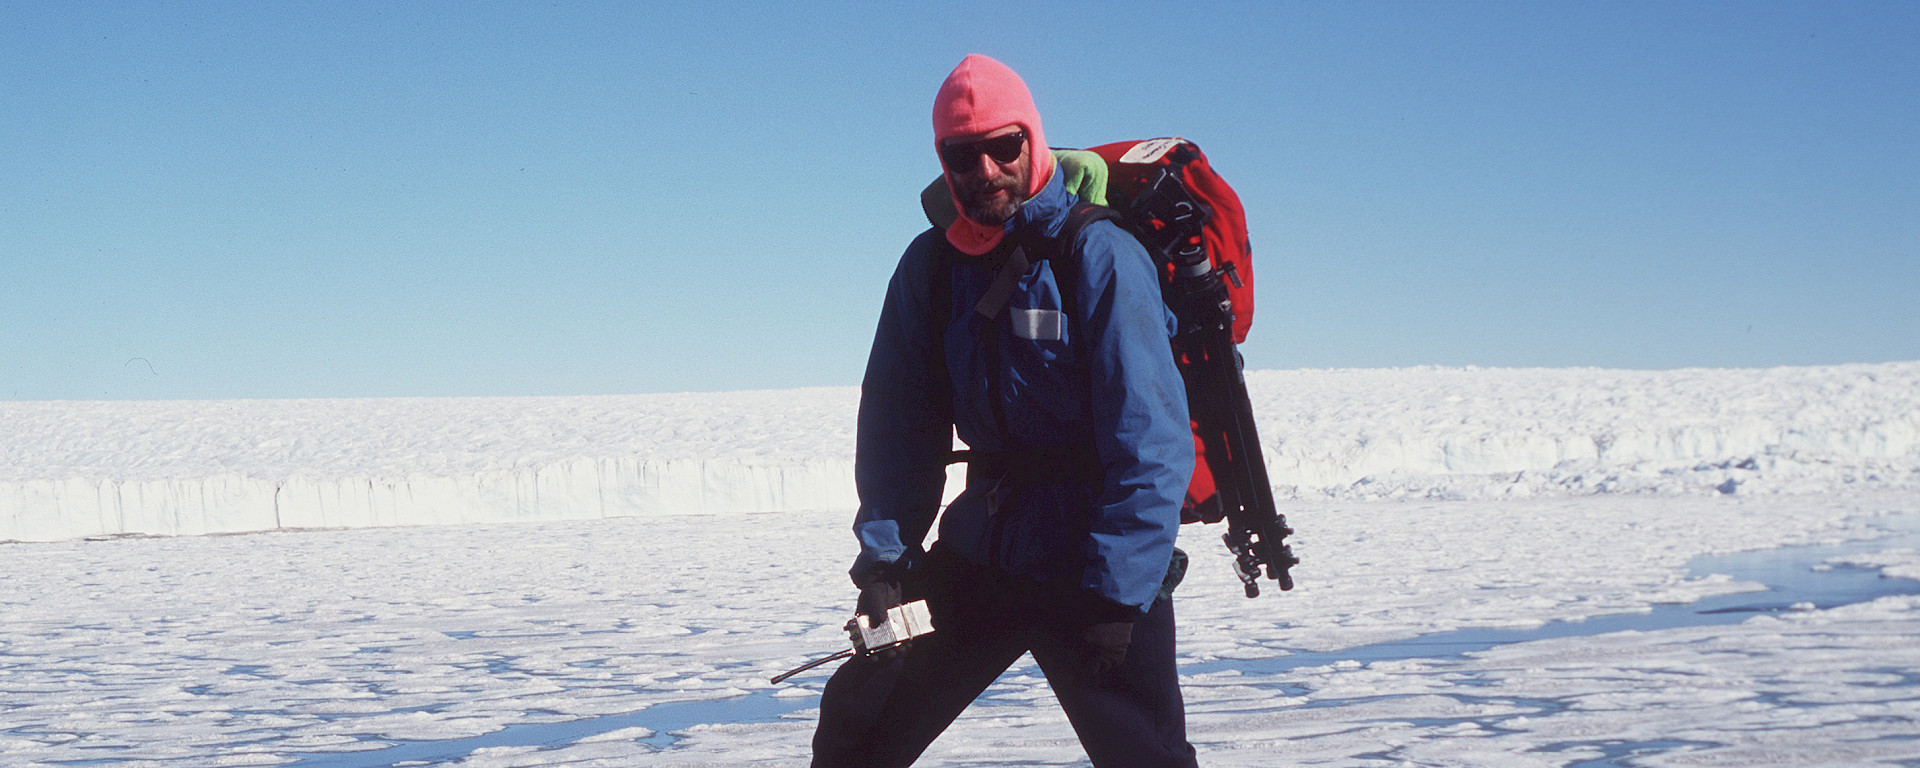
[951,445,1103,487]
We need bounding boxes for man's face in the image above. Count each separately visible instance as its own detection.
[941,124,1031,227]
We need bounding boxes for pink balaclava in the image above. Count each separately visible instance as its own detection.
[932,54,1056,256]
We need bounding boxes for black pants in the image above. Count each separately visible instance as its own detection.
[810,546,1199,768]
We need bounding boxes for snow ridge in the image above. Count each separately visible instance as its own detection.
[1252,363,1920,499]
[3,363,1916,541]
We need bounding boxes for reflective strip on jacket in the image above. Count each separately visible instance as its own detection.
[851,170,1194,611]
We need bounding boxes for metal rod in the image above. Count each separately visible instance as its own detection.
[770,648,855,685]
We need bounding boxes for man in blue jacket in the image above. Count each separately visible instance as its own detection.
[810,54,1199,768]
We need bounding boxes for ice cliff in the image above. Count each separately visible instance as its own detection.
[4,363,1916,542]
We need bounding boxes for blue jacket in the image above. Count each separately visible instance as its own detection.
[851,171,1194,611]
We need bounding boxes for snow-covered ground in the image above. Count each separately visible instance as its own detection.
[2,363,1918,766]
[3,493,1915,767]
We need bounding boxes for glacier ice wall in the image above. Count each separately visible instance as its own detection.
[3,364,1917,541]
[0,457,860,542]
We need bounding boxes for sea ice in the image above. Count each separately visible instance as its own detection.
[0,491,1914,766]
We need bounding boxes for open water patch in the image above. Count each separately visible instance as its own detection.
[282,513,1920,767]
[282,694,803,767]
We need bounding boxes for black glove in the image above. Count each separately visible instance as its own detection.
[855,561,907,621]
[853,561,910,661]
[1083,622,1134,675]
[1078,593,1137,675]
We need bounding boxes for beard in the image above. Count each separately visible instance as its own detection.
[954,172,1027,226]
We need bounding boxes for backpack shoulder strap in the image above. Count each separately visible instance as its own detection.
[926,228,957,332]
[1032,202,1127,321]
[924,228,959,414]
[1057,201,1127,252]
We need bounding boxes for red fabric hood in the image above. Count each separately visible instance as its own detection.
[931,54,1056,256]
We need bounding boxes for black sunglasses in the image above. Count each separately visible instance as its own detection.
[940,130,1027,170]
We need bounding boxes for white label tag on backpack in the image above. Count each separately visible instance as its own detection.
[1011,308,1064,341]
[1117,137,1186,164]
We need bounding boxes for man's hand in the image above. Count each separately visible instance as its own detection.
[856,561,907,620]
[1078,593,1138,675]
[1082,621,1134,675]
[854,562,910,661]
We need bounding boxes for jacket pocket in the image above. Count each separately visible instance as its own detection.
[1002,266,1081,425]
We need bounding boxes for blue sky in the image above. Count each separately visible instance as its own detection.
[4,1,1915,401]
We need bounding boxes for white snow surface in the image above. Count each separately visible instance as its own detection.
[2,491,1916,766]
[2,363,1919,766]
[5,362,1918,542]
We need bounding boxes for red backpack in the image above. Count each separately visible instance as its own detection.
[1063,139,1257,525]
[1080,139,1254,345]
